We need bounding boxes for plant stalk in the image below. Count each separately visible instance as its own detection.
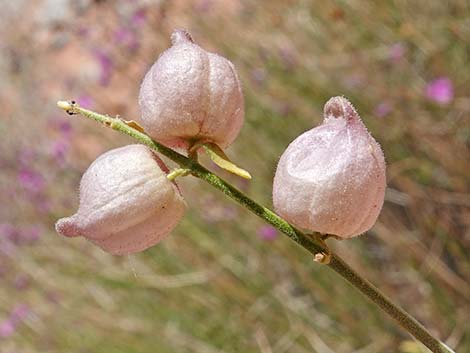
[57,101,454,353]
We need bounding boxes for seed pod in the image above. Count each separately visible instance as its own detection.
[55,144,186,255]
[273,97,386,239]
[138,28,244,149]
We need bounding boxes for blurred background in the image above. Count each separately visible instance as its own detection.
[0,1,469,352]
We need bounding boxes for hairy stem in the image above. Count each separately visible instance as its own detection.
[57,101,454,353]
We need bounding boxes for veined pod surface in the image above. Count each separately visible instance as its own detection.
[273,97,386,239]
[55,144,186,255]
[138,28,244,149]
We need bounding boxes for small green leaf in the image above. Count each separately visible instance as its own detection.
[167,168,191,181]
[203,143,252,180]
[123,120,145,133]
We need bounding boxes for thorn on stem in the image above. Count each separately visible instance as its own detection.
[314,251,331,264]
[310,234,331,264]
[167,168,191,181]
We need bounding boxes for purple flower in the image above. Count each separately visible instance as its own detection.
[36,197,52,214]
[48,117,72,136]
[194,0,213,13]
[0,224,41,246]
[389,43,405,63]
[425,77,454,105]
[114,27,139,51]
[77,95,93,109]
[14,274,30,291]
[18,169,45,194]
[1,223,21,245]
[0,320,15,337]
[258,225,278,241]
[0,241,15,255]
[93,50,113,86]
[18,148,36,167]
[279,46,297,70]
[21,226,42,244]
[274,101,292,117]
[0,304,30,337]
[0,223,41,245]
[131,8,147,27]
[76,26,89,38]
[0,223,18,240]
[0,224,16,254]
[250,68,267,87]
[58,120,72,135]
[45,291,61,305]
[374,102,392,118]
[343,74,365,89]
[11,305,30,322]
[50,139,69,166]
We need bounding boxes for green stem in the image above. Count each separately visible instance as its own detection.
[57,101,454,353]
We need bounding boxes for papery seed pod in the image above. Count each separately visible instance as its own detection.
[55,144,186,255]
[273,97,386,239]
[138,28,244,149]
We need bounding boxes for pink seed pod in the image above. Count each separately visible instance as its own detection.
[273,97,386,239]
[138,28,244,149]
[55,144,186,255]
